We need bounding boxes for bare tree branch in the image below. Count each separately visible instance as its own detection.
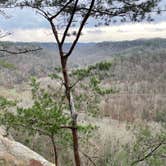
[61,0,79,46]
[0,47,42,54]
[131,140,165,166]
[66,0,96,57]
[50,0,74,20]
[49,19,63,55]
[81,151,97,166]
[0,31,11,38]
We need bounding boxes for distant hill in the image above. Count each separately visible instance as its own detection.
[0,38,166,86]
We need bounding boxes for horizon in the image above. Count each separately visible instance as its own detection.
[1,37,166,44]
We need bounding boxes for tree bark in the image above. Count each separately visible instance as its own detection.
[51,136,59,166]
[71,122,81,166]
[49,19,81,166]
[60,55,81,166]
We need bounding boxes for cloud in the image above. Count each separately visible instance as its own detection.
[80,22,166,42]
[86,29,103,34]
[1,21,166,42]
[1,28,54,42]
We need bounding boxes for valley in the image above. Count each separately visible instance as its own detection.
[0,38,166,166]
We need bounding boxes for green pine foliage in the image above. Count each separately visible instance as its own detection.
[1,77,72,144]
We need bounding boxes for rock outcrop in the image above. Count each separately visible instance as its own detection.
[0,127,53,166]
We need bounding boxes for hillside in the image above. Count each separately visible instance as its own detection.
[0,38,166,86]
[0,38,166,165]
[0,38,166,122]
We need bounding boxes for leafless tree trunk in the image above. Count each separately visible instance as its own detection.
[51,135,59,166]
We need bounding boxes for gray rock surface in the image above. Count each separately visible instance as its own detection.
[0,127,53,166]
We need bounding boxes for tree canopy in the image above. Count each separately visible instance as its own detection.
[19,0,161,21]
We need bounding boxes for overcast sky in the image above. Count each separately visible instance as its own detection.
[1,1,166,43]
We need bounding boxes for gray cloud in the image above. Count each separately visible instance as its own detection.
[87,29,104,34]
[116,29,130,33]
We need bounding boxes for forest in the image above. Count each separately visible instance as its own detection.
[0,0,166,166]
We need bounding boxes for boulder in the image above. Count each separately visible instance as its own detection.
[0,127,54,166]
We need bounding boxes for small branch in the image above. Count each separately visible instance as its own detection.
[50,0,74,20]
[60,125,75,129]
[12,123,50,136]
[131,140,165,166]
[66,0,95,57]
[0,9,10,19]
[49,19,63,55]
[61,0,79,46]
[51,135,59,166]
[19,3,49,19]
[70,73,88,89]
[70,78,82,90]
[81,151,97,166]
[0,31,11,38]
[0,47,42,54]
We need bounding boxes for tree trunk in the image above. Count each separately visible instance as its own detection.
[60,56,81,166]
[71,122,81,166]
[51,136,59,166]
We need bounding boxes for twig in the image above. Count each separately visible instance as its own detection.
[61,0,79,46]
[66,0,96,57]
[81,151,97,166]
[0,47,42,54]
[131,140,165,166]
[50,0,74,20]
